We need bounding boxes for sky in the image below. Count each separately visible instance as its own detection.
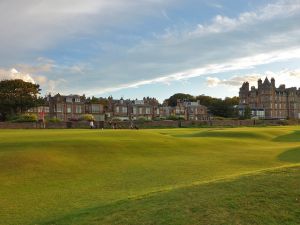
[0,0,300,102]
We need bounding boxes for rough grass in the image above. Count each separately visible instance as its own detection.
[0,127,300,225]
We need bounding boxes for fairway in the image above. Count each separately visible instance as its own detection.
[0,127,300,225]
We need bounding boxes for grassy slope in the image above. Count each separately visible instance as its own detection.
[0,127,300,225]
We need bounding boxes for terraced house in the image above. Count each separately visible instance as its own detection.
[239,78,300,119]
[48,94,86,121]
[29,94,209,122]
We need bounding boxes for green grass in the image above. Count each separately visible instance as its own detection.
[0,127,300,225]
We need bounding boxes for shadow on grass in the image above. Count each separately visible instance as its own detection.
[273,130,300,142]
[278,147,300,163]
[176,130,266,139]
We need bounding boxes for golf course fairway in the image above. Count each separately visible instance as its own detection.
[0,127,299,225]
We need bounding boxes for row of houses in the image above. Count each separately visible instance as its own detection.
[28,78,300,122]
[29,94,209,122]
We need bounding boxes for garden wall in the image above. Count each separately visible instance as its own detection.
[0,119,298,129]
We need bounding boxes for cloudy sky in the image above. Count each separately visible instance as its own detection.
[0,0,300,101]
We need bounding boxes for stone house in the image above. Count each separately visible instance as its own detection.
[109,98,131,121]
[131,98,160,120]
[176,100,209,120]
[48,94,86,121]
[29,94,209,122]
[85,99,105,122]
[239,77,300,119]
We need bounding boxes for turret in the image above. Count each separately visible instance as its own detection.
[258,78,262,89]
[240,82,249,92]
[271,77,275,88]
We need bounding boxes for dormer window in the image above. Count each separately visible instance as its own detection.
[66,98,72,103]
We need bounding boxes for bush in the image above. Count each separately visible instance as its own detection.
[111,118,121,122]
[47,118,61,123]
[166,115,184,121]
[69,117,82,122]
[82,114,95,121]
[13,114,38,122]
[137,117,150,122]
[213,116,226,120]
[153,117,164,121]
[277,120,289,126]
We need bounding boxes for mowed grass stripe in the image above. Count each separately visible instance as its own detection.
[43,165,300,225]
[0,127,300,225]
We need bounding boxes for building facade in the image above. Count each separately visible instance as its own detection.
[29,94,209,122]
[179,100,209,121]
[48,94,86,121]
[239,78,300,119]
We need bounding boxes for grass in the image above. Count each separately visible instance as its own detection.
[0,127,300,225]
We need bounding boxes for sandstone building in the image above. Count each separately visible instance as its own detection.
[29,94,209,122]
[239,78,300,119]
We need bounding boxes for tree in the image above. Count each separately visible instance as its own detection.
[165,93,195,107]
[196,95,239,118]
[0,79,41,120]
[164,93,240,118]
[243,106,252,119]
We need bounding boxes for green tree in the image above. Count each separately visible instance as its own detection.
[0,79,41,120]
[164,94,240,118]
[243,106,252,119]
[196,95,239,118]
[164,93,195,107]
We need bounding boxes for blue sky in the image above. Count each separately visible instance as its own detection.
[0,0,300,102]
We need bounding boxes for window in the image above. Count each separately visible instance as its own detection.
[146,107,151,114]
[76,105,82,114]
[75,98,80,103]
[133,107,137,115]
[56,104,62,112]
[139,108,143,114]
[67,105,72,113]
[116,106,120,113]
[122,107,127,113]
[66,98,72,103]
[92,104,100,113]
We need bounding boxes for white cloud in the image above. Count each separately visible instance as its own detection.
[157,0,300,38]
[0,0,177,57]
[82,0,300,93]
[0,67,65,94]
[1,0,300,97]
[0,68,36,83]
[85,47,300,95]
[206,69,300,89]
[206,77,221,87]
[15,59,55,74]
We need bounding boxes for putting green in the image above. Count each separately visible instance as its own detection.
[0,127,300,225]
